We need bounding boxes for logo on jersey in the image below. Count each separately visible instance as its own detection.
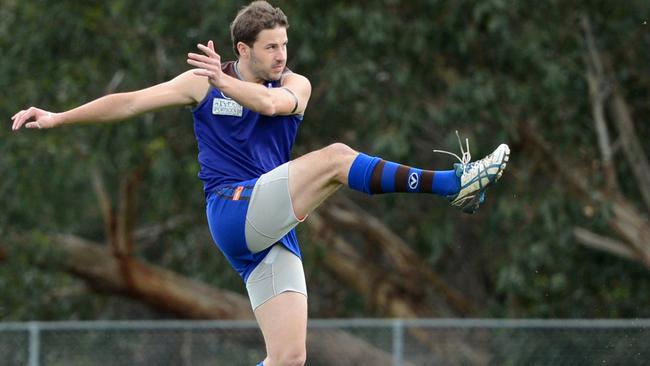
[232,186,244,201]
[408,172,419,190]
[212,98,243,117]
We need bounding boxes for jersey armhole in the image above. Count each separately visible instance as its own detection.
[191,86,215,113]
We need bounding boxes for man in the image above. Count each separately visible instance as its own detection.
[11,1,509,365]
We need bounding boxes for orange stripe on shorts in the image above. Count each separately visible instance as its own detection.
[232,186,244,201]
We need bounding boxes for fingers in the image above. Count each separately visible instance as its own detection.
[197,42,219,58]
[187,43,221,74]
[186,41,221,71]
[187,47,222,77]
[11,110,24,121]
[11,107,50,131]
[187,52,219,65]
[11,107,38,131]
[186,58,218,71]
[186,41,223,85]
[192,69,212,78]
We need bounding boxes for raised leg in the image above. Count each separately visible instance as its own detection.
[287,141,510,217]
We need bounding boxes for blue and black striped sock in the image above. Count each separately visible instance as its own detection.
[347,153,460,196]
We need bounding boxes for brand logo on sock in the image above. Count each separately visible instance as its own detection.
[408,172,419,190]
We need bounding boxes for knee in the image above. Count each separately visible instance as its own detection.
[317,142,357,183]
[320,142,356,160]
[269,347,306,366]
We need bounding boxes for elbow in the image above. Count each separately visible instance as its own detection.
[257,87,284,116]
[257,98,278,116]
[124,94,140,118]
[125,102,137,118]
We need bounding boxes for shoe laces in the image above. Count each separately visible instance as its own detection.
[433,130,474,174]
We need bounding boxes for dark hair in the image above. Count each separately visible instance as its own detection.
[230,1,289,57]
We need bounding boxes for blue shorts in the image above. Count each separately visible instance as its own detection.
[205,166,303,283]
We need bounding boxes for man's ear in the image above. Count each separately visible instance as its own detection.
[236,42,249,58]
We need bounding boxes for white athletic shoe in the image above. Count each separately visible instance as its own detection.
[434,132,510,214]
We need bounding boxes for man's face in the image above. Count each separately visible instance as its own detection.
[246,26,288,82]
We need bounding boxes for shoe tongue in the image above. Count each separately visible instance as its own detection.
[453,163,464,177]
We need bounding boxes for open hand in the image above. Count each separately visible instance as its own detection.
[11,107,59,131]
[187,40,223,87]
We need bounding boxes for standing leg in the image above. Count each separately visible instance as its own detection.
[254,292,307,366]
[246,245,308,366]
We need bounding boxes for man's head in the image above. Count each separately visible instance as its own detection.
[231,1,288,56]
[231,1,289,81]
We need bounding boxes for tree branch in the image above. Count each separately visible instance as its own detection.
[307,211,490,364]
[322,196,473,315]
[89,166,116,247]
[115,164,147,257]
[610,92,650,211]
[133,214,193,245]
[582,15,650,211]
[104,70,125,94]
[522,121,650,269]
[582,15,619,193]
[573,226,636,260]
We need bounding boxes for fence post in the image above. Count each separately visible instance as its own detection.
[392,319,404,366]
[28,322,40,366]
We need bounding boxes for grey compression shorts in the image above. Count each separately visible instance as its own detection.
[245,162,307,310]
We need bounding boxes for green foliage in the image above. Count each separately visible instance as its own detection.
[2,0,650,320]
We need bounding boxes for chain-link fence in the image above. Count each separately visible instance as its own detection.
[1,319,648,366]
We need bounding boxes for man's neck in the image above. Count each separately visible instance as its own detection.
[234,60,264,84]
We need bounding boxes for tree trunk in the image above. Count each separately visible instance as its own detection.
[52,233,253,319]
[46,234,407,366]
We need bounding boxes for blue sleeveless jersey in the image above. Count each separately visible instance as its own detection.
[192,61,303,193]
[192,61,303,281]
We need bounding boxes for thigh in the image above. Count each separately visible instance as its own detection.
[246,245,307,310]
[254,291,308,359]
[287,144,358,219]
[245,162,304,253]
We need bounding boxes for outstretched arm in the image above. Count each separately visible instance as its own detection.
[187,41,311,116]
[11,70,209,131]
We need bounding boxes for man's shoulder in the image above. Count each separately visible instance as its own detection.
[169,69,212,106]
[280,71,310,87]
